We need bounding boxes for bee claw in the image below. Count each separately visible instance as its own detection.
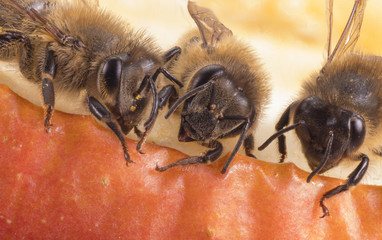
[320,210,330,218]
[136,141,145,154]
[44,121,54,133]
[319,199,330,218]
[124,152,135,166]
[155,163,165,172]
[125,159,135,167]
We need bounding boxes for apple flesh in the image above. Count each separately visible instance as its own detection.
[0,84,381,239]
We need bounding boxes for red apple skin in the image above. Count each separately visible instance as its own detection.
[0,84,381,239]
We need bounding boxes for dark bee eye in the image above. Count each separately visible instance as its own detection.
[102,57,122,94]
[348,115,366,153]
[191,64,226,88]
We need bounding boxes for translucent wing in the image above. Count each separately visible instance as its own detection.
[326,0,334,60]
[6,0,83,49]
[327,0,367,63]
[187,1,233,49]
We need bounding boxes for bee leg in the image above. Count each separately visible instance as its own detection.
[244,134,256,158]
[136,77,158,154]
[158,85,177,109]
[275,104,292,163]
[155,141,222,172]
[152,67,183,87]
[136,47,182,154]
[151,47,183,87]
[137,60,181,154]
[221,116,251,174]
[163,46,181,63]
[143,66,182,125]
[319,153,369,218]
[136,84,178,154]
[41,48,57,133]
[134,127,143,138]
[87,96,133,166]
[136,47,182,153]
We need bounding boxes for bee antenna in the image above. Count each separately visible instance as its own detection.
[258,120,306,151]
[143,76,158,127]
[136,74,150,95]
[165,80,215,119]
[306,131,334,183]
[221,116,251,174]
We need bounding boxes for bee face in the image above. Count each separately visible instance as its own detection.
[294,96,366,172]
[179,71,253,142]
[97,53,159,134]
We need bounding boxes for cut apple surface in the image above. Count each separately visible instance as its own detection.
[0,84,381,239]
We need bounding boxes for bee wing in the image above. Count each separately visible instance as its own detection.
[326,0,334,60]
[187,1,233,49]
[80,0,99,8]
[6,0,82,49]
[327,0,367,63]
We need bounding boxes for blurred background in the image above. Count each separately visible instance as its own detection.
[1,0,381,185]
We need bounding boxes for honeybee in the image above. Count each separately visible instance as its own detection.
[258,0,376,217]
[0,0,183,165]
[155,1,270,174]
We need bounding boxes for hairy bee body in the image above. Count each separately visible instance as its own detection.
[289,53,382,171]
[156,2,270,174]
[169,30,269,140]
[0,0,160,103]
[302,53,382,154]
[258,0,376,217]
[0,0,180,163]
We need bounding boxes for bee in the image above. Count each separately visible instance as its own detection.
[258,0,376,217]
[0,0,183,165]
[155,1,270,174]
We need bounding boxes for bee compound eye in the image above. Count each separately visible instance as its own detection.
[102,58,122,94]
[348,116,366,152]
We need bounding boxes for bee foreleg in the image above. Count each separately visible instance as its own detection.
[151,46,183,87]
[319,153,369,218]
[158,84,177,109]
[41,48,56,133]
[136,77,158,154]
[152,67,183,87]
[137,84,178,154]
[244,134,256,158]
[155,141,223,172]
[275,104,292,163]
[221,116,251,174]
[134,127,143,138]
[163,46,181,63]
[87,96,133,166]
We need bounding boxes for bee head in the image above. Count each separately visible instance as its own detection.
[177,64,254,142]
[294,96,366,173]
[97,53,159,134]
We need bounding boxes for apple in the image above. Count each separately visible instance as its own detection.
[0,84,381,239]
